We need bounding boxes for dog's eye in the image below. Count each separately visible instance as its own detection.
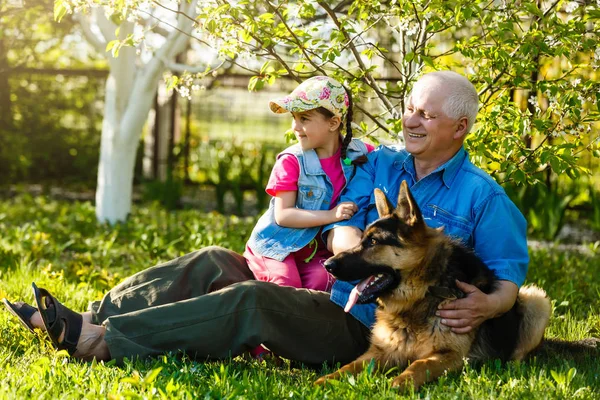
[370,238,378,246]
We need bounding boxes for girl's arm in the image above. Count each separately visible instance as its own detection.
[274,191,358,228]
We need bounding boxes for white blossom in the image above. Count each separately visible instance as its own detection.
[544,35,557,48]
[394,17,418,36]
[178,86,190,99]
[528,96,538,106]
[565,1,579,13]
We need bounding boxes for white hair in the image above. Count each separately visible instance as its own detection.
[414,71,479,133]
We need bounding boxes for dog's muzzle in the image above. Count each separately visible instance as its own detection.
[324,258,339,274]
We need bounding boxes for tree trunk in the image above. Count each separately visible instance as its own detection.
[95,60,160,223]
[91,0,199,223]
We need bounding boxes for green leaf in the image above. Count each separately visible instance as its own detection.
[206,19,217,33]
[166,76,179,91]
[105,40,119,53]
[248,76,265,91]
[421,55,434,67]
[260,61,271,75]
[53,1,68,22]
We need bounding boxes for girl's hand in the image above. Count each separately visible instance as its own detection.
[333,202,358,221]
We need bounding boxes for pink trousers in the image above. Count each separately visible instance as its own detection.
[244,244,335,292]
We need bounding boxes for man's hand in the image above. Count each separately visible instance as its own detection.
[436,280,518,333]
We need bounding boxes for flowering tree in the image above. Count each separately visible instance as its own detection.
[53,0,223,224]
[195,0,600,185]
[56,0,600,222]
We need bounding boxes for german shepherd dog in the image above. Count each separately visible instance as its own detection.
[314,181,553,390]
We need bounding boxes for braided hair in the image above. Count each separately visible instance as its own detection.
[314,87,368,166]
[340,88,368,166]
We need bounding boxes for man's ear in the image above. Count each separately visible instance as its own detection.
[329,116,342,131]
[453,116,468,140]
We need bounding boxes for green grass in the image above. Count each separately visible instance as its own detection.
[0,195,599,399]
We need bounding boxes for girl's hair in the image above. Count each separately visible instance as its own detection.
[314,88,368,166]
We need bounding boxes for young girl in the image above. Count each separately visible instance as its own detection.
[245,76,374,294]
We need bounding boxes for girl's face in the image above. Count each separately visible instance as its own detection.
[291,110,341,153]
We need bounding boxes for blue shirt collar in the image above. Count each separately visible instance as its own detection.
[401,147,467,188]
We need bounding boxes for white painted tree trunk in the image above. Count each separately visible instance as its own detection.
[95,69,157,223]
[89,1,199,224]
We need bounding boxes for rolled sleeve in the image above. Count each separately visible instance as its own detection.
[472,193,529,287]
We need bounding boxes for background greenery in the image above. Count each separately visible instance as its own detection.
[0,196,598,399]
[1,1,599,396]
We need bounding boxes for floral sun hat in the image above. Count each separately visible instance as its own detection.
[269,76,349,118]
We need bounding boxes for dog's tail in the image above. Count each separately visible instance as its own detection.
[527,337,600,361]
[511,284,552,361]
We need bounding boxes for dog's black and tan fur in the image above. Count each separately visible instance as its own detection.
[314,181,552,390]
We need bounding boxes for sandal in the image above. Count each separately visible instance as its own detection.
[32,282,82,356]
[2,298,38,334]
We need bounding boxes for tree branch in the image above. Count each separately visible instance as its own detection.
[73,12,107,54]
[317,1,395,112]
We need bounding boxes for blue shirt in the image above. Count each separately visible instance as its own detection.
[323,145,529,328]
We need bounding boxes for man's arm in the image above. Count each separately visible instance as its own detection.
[436,280,518,333]
[437,192,528,333]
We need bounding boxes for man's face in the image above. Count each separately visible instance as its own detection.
[402,81,466,165]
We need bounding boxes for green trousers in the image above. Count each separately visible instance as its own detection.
[90,246,370,365]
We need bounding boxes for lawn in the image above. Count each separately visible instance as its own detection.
[0,195,599,399]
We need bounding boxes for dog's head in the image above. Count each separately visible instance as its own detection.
[325,180,445,307]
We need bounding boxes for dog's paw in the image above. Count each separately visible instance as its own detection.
[390,374,416,391]
[313,376,329,386]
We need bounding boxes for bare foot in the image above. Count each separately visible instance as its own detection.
[57,321,111,361]
[30,311,93,331]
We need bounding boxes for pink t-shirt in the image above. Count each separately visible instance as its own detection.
[266,142,375,208]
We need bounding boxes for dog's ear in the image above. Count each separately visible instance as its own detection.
[395,180,424,226]
[374,188,394,218]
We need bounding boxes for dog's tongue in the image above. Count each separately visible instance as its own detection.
[344,276,375,313]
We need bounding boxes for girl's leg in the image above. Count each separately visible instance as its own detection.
[296,250,336,292]
[244,246,302,288]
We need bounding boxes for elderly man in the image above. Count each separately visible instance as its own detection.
[4,71,527,363]
[325,70,527,333]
